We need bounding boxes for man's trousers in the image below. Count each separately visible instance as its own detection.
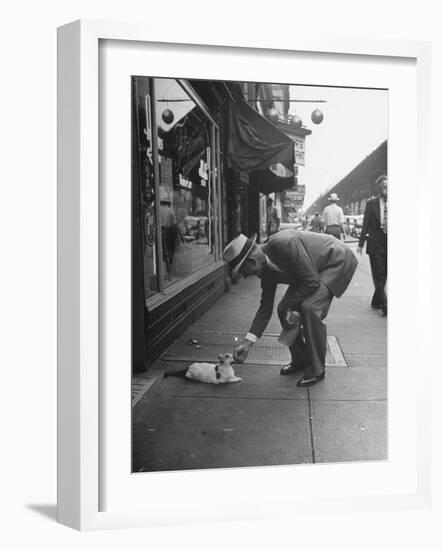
[368,232,387,309]
[277,281,333,378]
[325,225,341,240]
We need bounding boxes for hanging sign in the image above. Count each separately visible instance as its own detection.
[293,136,305,166]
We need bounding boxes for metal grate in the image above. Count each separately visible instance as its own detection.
[162,330,347,367]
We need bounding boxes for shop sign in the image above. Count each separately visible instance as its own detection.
[178,174,192,190]
[293,136,305,166]
[284,190,304,201]
[198,147,211,188]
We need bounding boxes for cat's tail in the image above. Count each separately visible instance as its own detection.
[163,368,188,378]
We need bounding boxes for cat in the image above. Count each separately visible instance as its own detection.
[164,353,241,384]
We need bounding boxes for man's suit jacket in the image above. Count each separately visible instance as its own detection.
[359,196,387,255]
[248,230,358,337]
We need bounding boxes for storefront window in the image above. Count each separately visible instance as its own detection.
[154,78,216,288]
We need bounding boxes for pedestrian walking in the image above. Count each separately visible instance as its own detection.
[159,194,178,276]
[309,212,324,233]
[322,193,345,239]
[223,230,358,387]
[266,197,280,237]
[357,175,388,316]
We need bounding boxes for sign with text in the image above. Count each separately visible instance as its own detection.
[284,190,305,201]
[293,136,305,166]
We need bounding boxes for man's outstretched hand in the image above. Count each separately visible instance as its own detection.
[234,339,253,363]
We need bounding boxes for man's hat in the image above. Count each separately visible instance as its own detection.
[223,233,257,278]
[375,174,387,188]
[328,193,340,201]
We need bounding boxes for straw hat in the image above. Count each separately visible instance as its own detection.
[328,193,340,202]
[222,233,257,278]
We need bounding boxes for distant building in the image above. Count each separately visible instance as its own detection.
[305,140,387,216]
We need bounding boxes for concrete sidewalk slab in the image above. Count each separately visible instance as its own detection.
[191,277,289,334]
[309,367,387,401]
[336,330,387,355]
[310,400,388,463]
[133,395,312,472]
[344,354,387,368]
[149,361,308,400]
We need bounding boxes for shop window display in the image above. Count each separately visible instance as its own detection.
[155,78,216,288]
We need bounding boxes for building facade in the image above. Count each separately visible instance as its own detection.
[305,140,388,216]
[133,78,300,372]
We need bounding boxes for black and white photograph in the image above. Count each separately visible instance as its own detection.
[131,77,388,472]
[3,0,439,542]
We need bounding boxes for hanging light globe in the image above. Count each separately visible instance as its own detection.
[311,109,324,124]
[290,115,302,128]
[266,108,279,123]
[162,109,174,124]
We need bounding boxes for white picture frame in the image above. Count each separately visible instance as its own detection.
[57,19,432,531]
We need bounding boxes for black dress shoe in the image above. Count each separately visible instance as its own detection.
[280,363,305,375]
[296,371,325,387]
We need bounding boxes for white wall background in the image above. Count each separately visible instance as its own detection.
[0,0,440,547]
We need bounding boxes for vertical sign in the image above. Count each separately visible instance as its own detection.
[293,136,305,166]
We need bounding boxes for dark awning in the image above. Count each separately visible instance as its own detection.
[249,168,294,195]
[226,100,295,193]
[226,100,295,174]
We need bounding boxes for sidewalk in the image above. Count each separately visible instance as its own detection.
[132,242,387,472]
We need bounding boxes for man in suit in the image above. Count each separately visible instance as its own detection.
[357,175,388,316]
[223,230,358,387]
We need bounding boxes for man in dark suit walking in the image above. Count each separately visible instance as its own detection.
[357,175,388,316]
[223,230,358,387]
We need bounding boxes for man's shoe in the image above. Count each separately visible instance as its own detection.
[280,363,304,375]
[296,371,325,387]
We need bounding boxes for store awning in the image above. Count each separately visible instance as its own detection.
[226,100,295,193]
[248,168,294,195]
[226,100,295,173]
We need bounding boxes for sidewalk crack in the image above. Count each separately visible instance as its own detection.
[307,388,316,464]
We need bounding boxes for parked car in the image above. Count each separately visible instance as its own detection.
[279,221,302,232]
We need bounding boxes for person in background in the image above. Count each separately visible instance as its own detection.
[266,197,280,237]
[322,193,345,239]
[159,197,178,275]
[223,230,358,387]
[357,175,388,316]
[309,212,324,233]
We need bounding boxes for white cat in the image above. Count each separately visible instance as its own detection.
[164,353,241,384]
